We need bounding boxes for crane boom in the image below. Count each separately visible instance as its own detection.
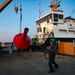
[0,0,12,12]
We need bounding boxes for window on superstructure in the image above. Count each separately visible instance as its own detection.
[42,18,44,22]
[54,14,58,18]
[37,27,42,32]
[68,30,75,35]
[39,20,41,23]
[39,24,40,26]
[59,15,63,19]
[37,28,39,32]
[43,27,46,33]
[38,20,41,24]
[47,14,52,20]
[54,14,58,22]
[53,23,57,25]
[40,18,46,23]
[49,14,52,19]
[44,17,46,22]
[41,19,43,23]
[59,30,67,34]
[54,19,58,22]
[47,16,49,23]
[39,27,42,32]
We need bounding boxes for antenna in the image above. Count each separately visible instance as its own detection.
[39,3,42,18]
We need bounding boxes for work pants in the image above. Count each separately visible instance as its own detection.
[48,52,58,71]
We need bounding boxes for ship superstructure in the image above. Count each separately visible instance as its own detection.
[36,0,75,42]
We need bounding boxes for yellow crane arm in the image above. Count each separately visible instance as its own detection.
[0,0,12,12]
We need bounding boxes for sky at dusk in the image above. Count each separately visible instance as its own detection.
[0,0,75,42]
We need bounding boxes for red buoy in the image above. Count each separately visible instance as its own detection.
[13,28,31,50]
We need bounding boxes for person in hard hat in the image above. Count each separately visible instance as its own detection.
[48,38,59,73]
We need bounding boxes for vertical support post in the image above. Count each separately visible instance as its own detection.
[20,0,22,33]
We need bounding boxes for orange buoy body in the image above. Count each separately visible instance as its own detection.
[13,28,31,50]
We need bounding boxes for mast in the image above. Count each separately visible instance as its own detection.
[20,0,22,33]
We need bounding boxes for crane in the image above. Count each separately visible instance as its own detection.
[0,0,12,13]
[50,0,61,11]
